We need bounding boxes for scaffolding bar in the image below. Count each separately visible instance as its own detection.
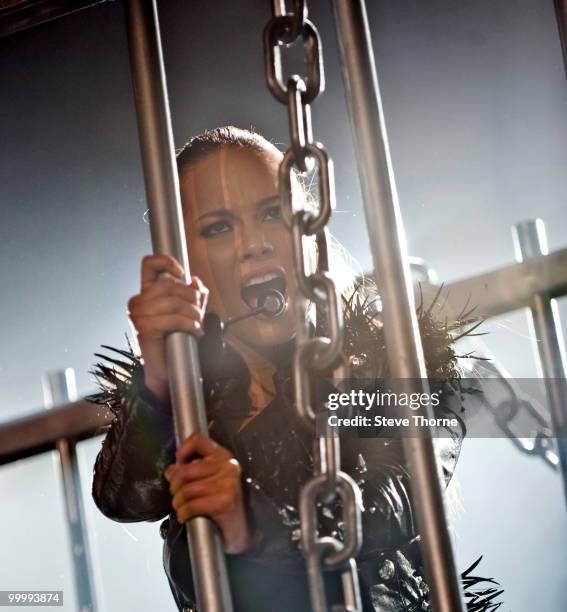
[0,0,108,38]
[44,370,98,612]
[513,220,567,504]
[439,247,567,320]
[330,1,466,610]
[554,0,567,81]
[122,1,233,610]
[0,399,111,465]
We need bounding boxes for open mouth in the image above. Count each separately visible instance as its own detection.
[241,275,287,311]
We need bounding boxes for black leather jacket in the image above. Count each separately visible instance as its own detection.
[91,332,465,612]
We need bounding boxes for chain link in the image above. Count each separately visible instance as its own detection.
[263,3,363,610]
[271,0,308,43]
[286,76,313,171]
[479,361,559,470]
[264,11,324,103]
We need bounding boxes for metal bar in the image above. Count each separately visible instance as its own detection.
[512,219,567,504]
[360,248,567,322]
[43,370,97,612]
[122,2,233,611]
[0,400,111,464]
[438,247,567,319]
[554,0,567,81]
[330,1,466,611]
[0,0,109,38]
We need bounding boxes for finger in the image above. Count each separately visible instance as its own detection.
[130,295,202,321]
[166,458,240,496]
[166,458,219,494]
[131,282,206,315]
[176,432,232,464]
[132,277,194,302]
[176,493,234,523]
[171,474,227,510]
[141,255,184,290]
[165,457,222,486]
[134,314,204,338]
[139,279,203,305]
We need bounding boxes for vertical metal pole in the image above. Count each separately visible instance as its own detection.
[554,0,567,81]
[513,219,567,503]
[122,2,233,611]
[43,369,97,612]
[330,1,465,610]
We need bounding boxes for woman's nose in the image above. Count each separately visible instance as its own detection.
[238,227,274,261]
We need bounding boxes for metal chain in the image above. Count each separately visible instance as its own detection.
[479,361,559,470]
[264,5,363,611]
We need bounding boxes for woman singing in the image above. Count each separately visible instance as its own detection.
[90,126,501,611]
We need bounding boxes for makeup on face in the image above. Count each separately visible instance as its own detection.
[180,147,300,351]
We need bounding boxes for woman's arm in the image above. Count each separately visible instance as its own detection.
[91,368,175,523]
[92,254,209,523]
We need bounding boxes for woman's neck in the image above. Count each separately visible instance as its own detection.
[225,335,277,414]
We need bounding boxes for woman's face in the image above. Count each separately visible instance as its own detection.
[180,146,298,353]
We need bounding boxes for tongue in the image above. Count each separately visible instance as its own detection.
[246,294,260,310]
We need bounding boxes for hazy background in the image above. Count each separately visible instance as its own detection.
[1,0,566,610]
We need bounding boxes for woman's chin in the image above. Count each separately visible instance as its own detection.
[232,315,296,349]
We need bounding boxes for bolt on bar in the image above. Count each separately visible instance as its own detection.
[122,1,233,610]
[330,1,466,610]
[43,369,98,612]
[513,219,567,504]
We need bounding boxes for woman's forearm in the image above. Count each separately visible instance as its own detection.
[92,377,175,523]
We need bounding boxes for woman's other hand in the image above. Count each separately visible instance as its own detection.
[164,432,253,555]
[127,255,209,403]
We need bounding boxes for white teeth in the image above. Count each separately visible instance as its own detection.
[243,272,281,288]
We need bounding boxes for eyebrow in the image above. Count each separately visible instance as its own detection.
[196,195,279,222]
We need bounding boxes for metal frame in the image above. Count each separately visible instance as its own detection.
[1,1,566,611]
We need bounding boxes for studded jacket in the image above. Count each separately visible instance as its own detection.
[90,287,502,611]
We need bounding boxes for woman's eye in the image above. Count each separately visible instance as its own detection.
[263,204,281,221]
[200,220,231,237]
